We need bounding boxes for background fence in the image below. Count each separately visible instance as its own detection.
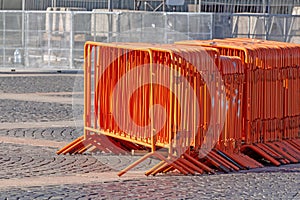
[1,10,300,69]
[2,0,300,13]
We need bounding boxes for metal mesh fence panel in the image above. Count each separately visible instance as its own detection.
[0,11,213,69]
[0,12,23,67]
[230,13,300,43]
[25,12,47,68]
[3,0,300,14]
[1,10,300,69]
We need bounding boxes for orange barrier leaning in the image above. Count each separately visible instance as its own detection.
[176,38,300,166]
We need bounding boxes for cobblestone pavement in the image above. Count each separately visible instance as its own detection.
[0,127,82,142]
[0,166,299,199]
[0,100,74,123]
[0,143,111,179]
[0,74,82,94]
[0,72,300,199]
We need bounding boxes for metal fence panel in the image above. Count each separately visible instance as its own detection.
[267,15,291,42]
[0,12,23,67]
[6,0,298,14]
[231,13,300,43]
[138,12,167,43]
[213,13,233,38]
[188,13,213,40]
[0,11,212,69]
[25,12,47,68]
[1,11,300,69]
[283,16,300,44]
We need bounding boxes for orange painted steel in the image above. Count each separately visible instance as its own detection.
[175,42,264,170]
[59,41,232,176]
[176,38,300,167]
[57,136,84,155]
[58,38,300,176]
[240,145,281,166]
[254,143,289,164]
[217,56,244,153]
[212,55,262,170]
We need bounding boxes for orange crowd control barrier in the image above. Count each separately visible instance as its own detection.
[58,39,300,176]
[58,42,223,176]
[176,38,300,166]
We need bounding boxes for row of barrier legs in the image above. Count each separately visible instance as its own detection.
[58,134,297,176]
[57,135,300,176]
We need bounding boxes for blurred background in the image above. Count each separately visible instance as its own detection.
[1,0,300,69]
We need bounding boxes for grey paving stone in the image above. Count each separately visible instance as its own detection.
[1,169,299,199]
[0,75,83,94]
[0,100,74,123]
[0,143,111,179]
[0,127,84,142]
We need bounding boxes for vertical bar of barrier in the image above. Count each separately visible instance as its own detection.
[84,43,92,140]
[94,46,99,129]
[149,49,156,152]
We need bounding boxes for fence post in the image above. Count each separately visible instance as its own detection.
[116,12,120,42]
[93,11,96,41]
[52,0,56,7]
[211,13,215,39]
[286,15,293,42]
[164,12,167,43]
[265,14,270,40]
[2,12,5,67]
[24,11,29,68]
[198,0,202,13]
[187,13,190,39]
[47,10,51,68]
[108,12,112,42]
[22,1,25,52]
[248,15,251,38]
[69,11,74,69]
[108,0,113,11]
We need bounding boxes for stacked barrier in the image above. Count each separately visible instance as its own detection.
[212,55,263,170]
[177,38,300,166]
[58,39,300,176]
[217,56,244,153]
[58,42,220,175]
